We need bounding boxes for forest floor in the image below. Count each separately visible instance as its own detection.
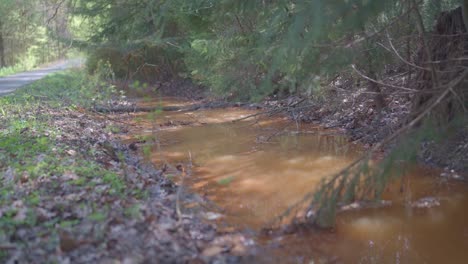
[0,71,254,263]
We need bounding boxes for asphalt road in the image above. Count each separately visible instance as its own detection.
[0,59,83,96]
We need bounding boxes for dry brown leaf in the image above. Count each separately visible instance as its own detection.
[201,246,224,257]
[59,231,83,253]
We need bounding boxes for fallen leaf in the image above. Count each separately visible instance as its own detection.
[203,212,223,221]
[13,208,28,222]
[59,231,82,252]
[202,246,224,257]
[62,171,79,181]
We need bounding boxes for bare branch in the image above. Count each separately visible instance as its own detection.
[47,0,67,25]
[386,31,430,71]
[351,64,419,92]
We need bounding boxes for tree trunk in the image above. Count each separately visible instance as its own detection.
[0,20,6,68]
[462,0,468,30]
[411,6,468,122]
[362,40,385,111]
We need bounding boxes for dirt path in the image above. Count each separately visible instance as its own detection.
[0,58,83,96]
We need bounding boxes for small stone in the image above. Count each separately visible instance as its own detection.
[411,197,440,209]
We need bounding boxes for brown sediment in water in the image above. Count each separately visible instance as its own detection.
[128,98,468,264]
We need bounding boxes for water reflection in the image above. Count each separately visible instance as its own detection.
[151,117,360,228]
[130,103,468,264]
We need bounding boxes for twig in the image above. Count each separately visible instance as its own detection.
[89,109,136,126]
[331,0,423,49]
[144,113,190,221]
[231,108,281,122]
[47,0,66,24]
[176,151,192,222]
[262,120,295,142]
[412,0,440,88]
[0,244,16,250]
[231,99,306,123]
[352,64,419,92]
[386,31,430,71]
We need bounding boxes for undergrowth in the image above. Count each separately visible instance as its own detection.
[0,68,134,261]
[0,54,42,77]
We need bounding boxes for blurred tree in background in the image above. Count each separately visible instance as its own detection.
[0,0,75,72]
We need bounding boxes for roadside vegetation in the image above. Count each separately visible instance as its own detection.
[0,70,125,261]
[0,62,34,78]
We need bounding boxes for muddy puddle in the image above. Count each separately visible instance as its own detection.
[128,98,468,263]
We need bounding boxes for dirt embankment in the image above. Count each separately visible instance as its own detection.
[269,90,467,177]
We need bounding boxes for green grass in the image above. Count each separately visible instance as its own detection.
[0,68,133,261]
[0,53,43,77]
[0,64,32,78]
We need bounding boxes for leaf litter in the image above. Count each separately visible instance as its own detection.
[0,103,254,263]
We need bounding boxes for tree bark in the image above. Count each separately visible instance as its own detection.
[462,0,468,30]
[362,38,385,110]
[411,6,468,122]
[0,20,6,68]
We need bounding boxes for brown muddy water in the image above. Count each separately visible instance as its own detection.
[128,98,468,264]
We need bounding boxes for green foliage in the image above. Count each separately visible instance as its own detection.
[87,48,127,77]
[309,117,463,228]
[0,69,121,180]
[422,0,461,27]
[77,0,463,99]
[0,0,77,70]
[0,69,139,259]
[88,211,107,222]
[124,204,142,219]
[86,44,185,80]
[0,55,38,77]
